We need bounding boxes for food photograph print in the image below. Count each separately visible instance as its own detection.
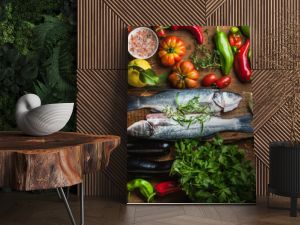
[127,26,254,204]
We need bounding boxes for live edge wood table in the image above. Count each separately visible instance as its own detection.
[0,131,120,225]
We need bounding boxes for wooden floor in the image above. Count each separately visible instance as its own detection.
[0,192,300,225]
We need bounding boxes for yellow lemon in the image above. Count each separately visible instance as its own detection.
[128,59,151,87]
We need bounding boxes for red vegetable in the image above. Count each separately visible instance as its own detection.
[171,25,204,44]
[169,61,200,89]
[202,73,218,87]
[229,34,242,49]
[215,76,231,89]
[153,26,168,38]
[128,26,133,33]
[234,39,252,82]
[155,181,181,197]
[159,36,186,67]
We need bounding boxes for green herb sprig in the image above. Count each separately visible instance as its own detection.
[190,45,221,70]
[163,93,212,132]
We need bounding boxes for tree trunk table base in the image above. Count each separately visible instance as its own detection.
[0,131,120,225]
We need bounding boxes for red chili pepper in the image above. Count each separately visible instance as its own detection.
[229,34,242,49]
[153,26,168,38]
[127,26,133,33]
[155,181,181,197]
[171,25,204,44]
[234,39,252,82]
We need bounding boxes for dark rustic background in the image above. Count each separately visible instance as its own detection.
[77,0,300,202]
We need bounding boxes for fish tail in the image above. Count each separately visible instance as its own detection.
[128,95,142,111]
[237,114,253,133]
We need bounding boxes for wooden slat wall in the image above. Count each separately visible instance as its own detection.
[77,0,300,201]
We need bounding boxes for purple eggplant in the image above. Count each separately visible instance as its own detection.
[127,141,171,157]
[128,158,174,177]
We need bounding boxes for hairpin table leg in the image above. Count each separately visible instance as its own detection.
[56,183,84,225]
[80,183,84,225]
[56,187,70,200]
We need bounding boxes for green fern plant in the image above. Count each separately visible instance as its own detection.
[33,15,76,130]
[33,15,76,103]
[0,44,38,130]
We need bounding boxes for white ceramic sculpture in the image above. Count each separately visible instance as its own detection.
[16,94,74,136]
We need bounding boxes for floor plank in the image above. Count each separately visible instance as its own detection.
[0,192,300,225]
[214,206,239,223]
[198,205,221,220]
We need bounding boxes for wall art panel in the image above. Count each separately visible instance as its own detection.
[127,25,255,203]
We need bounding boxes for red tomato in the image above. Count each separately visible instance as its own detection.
[202,73,218,87]
[215,76,231,89]
[169,61,200,89]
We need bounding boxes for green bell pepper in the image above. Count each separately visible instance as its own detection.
[127,179,156,202]
[214,27,234,75]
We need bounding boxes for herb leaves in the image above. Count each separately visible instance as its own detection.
[190,45,221,70]
[170,137,256,203]
[163,93,212,132]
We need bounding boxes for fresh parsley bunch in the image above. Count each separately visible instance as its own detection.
[170,136,255,203]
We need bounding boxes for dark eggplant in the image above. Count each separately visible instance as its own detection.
[127,141,171,157]
[128,158,174,177]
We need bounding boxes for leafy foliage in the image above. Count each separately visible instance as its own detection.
[0,0,77,131]
[0,95,16,130]
[33,15,76,104]
[8,0,63,23]
[32,15,76,130]
[61,0,77,26]
[190,45,221,70]
[170,136,256,203]
[0,44,38,130]
[0,3,34,55]
[0,44,37,95]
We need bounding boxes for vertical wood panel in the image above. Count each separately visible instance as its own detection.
[77,0,127,70]
[256,158,269,196]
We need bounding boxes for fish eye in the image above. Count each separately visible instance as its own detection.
[213,91,225,108]
[213,92,223,101]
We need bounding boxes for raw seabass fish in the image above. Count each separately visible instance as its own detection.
[127,113,253,140]
[128,89,242,114]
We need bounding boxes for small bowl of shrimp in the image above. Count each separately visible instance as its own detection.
[128,27,159,59]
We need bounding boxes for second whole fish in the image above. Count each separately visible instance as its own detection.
[127,113,253,140]
[128,89,242,114]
